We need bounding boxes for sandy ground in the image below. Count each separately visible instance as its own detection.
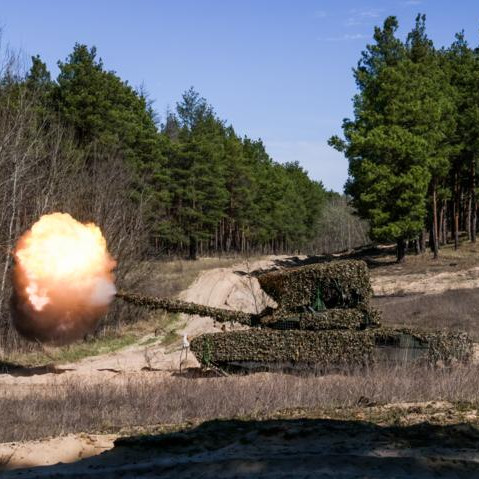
[371,265,479,296]
[0,434,116,471]
[3,253,479,476]
[3,402,479,478]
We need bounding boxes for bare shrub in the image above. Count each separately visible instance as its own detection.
[312,196,369,254]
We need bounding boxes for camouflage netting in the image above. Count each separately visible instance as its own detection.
[190,328,473,367]
[372,328,473,365]
[118,255,473,369]
[260,306,381,331]
[116,292,256,325]
[190,330,375,368]
[257,260,372,312]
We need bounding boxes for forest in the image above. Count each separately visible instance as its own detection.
[10,45,350,260]
[331,14,479,262]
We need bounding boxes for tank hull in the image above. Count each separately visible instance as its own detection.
[190,328,473,370]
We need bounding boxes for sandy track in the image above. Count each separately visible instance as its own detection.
[372,265,479,296]
[0,434,116,471]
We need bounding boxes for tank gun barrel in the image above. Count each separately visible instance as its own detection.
[115,291,379,331]
[115,291,258,326]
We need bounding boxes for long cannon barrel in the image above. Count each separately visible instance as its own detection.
[115,291,258,326]
[115,292,379,331]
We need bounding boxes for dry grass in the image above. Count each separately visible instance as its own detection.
[368,242,479,276]
[368,243,479,339]
[373,288,479,340]
[3,364,479,443]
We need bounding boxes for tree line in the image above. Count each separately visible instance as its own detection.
[24,44,334,259]
[330,14,479,262]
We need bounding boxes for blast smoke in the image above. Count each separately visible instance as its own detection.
[11,213,116,345]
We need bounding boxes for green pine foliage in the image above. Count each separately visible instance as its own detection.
[330,17,431,259]
[20,47,330,257]
[330,14,479,261]
[159,89,327,256]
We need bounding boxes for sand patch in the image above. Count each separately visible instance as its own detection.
[0,433,115,471]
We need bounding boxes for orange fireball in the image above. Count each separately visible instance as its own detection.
[11,213,116,345]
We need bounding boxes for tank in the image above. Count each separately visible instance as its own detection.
[117,260,473,371]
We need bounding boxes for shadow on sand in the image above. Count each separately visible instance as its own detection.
[0,360,73,377]
[5,416,479,478]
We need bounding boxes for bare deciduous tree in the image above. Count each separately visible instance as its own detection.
[0,50,148,354]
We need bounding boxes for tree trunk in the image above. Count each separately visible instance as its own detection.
[420,229,426,253]
[472,157,477,243]
[467,192,472,241]
[431,182,439,259]
[439,201,445,245]
[442,200,448,245]
[188,235,197,260]
[454,172,460,250]
[396,238,406,263]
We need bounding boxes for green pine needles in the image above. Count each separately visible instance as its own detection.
[330,14,477,261]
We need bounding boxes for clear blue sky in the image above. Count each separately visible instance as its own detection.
[1,0,479,192]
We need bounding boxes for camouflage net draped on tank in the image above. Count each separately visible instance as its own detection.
[260,306,381,330]
[190,329,375,368]
[257,260,372,312]
[190,328,473,368]
[373,328,473,365]
[117,258,474,369]
[115,292,255,324]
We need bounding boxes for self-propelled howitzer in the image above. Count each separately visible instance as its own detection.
[117,260,473,370]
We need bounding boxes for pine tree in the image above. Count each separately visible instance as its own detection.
[26,55,52,90]
[54,44,162,169]
[405,15,455,258]
[330,16,432,262]
[221,127,254,252]
[446,33,479,246]
[165,88,228,259]
[54,44,167,248]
